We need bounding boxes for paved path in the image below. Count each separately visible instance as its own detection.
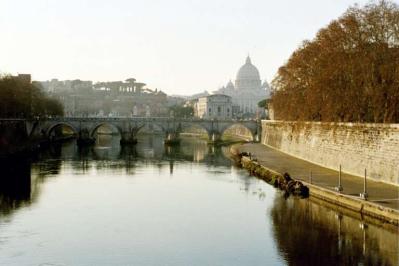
[238,143,399,210]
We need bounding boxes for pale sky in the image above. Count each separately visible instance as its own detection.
[0,0,372,95]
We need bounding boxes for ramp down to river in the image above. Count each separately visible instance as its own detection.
[234,143,399,225]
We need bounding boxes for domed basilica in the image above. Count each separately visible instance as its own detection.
[214,56,271,117]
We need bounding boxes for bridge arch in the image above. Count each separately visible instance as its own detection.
[135,122,165,135]
[219,123,257,141]
[38,118,260,144]
[178,122,212,138]
[46,122,78,137]
[90,122,123,137]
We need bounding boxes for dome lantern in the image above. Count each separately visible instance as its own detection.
[245,55,251,64]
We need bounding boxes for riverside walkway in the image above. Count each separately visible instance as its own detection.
[237,143,399,211]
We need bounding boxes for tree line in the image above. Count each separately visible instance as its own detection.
[0,75,64,118]
[271,0,399,123]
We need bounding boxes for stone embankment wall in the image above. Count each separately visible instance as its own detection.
[261,121,399,185]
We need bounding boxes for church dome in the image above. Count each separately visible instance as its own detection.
[236,56,261,81]
[226,80,235,89]
[262,80,270,89]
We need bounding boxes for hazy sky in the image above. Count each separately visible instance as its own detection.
[1,0,371,95]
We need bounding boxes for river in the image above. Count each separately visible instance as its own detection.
[0,135,397,266]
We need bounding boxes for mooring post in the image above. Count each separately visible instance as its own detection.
[360,168,368,200]
[335,164,343,193]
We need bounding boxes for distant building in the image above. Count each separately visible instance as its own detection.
[39,78,169,117]
[167,95,186,107]
[186,90,210,100]
[13,74,31,84]
[195,94,232,119]
[213,56,271,118]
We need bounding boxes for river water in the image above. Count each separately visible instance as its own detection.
[0,135,397,266]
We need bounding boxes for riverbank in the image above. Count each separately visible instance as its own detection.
[231,143,399,226]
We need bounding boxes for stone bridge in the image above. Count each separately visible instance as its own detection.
[22,117,261,145]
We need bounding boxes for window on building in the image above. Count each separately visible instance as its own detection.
[217,106,221,113]
[209,108,211,114]
[227,108,230,113]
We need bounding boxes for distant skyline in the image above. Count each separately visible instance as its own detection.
[1,0,371,95]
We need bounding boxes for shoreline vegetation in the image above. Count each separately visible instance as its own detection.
[0,74,65,158]
[0,75,64,119]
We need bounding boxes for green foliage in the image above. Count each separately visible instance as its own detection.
[0,75,64,118]
[257,99,269,108]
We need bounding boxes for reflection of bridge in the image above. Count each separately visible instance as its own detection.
[24,117,261,144]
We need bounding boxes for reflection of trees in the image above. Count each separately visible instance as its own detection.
[270,196,397,266]
[0,159,31,216]
[0,158,63,219]
[0,146,66,214]
[0,143,66,218]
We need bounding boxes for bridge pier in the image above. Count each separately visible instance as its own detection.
[208,132,222,144]
[77,129,95,146]
[164,132,181,146]
[120,131,138,145]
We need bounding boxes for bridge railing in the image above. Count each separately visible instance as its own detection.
[40,117,259,122]
[1,117,260,124]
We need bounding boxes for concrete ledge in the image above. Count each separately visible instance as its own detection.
[304,182,399,226]
[231,145,399,226]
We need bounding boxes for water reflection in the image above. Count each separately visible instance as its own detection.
[35,135,232,165]
[0,159,31,216]
[271,195,398,266]
[0,135,397,265]
[0,135,231,217]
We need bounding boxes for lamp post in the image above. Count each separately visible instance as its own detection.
[360,168,368,200]
[335,165,343,193]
